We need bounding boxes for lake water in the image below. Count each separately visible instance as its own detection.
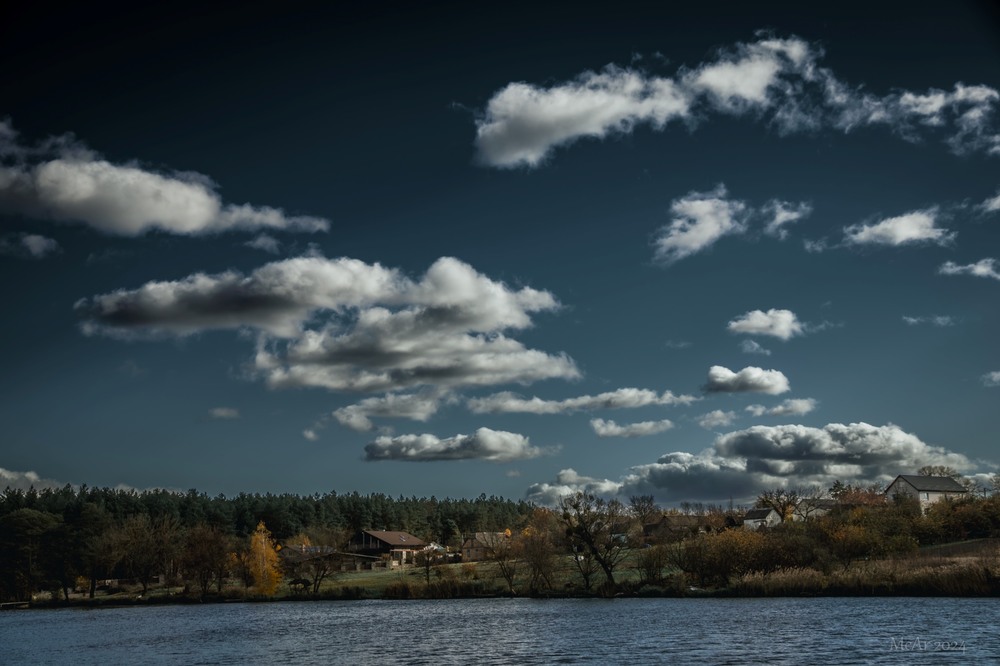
[2,597,996,664]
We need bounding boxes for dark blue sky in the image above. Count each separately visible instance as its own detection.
[2,1,998,503]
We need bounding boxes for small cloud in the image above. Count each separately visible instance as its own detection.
[505,469,521,478]
[117,359,145,377]
[982,371,1000,388]
[704,365,790,395]
[590,418,674,438]
[978,190,1000,213]
[209,407,240,419]
[0,466,67,491]
[939,258,1000,281]
[728,308,803,340]
[803,238,829,253]
[745,398,817,417]
[902,315,955,326]
[740,339,772,355]
[653,184,748,263]
[664,339,692,349]
[245,234,282,254]
[303,429,319,441]
[697,410,738,429]
[763,200,812,239]
[468,388,697,414]
[844,209,954,247]
[0,233,60,259]
[364,427,545,462]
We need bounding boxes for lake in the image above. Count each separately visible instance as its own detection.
[2,597,995,664]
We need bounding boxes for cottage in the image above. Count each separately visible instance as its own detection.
[743,508,781,530]
[347,530,426,565]
[792,498,839,521]
[461,532,508,562]
[885,475,968,510]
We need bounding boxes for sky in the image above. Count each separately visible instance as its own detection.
[1,1,999,505]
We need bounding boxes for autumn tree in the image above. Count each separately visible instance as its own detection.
[560,492,633,590]
[755,488,801,522]
[481,529,519,594]
[248,521,282,596]
[629,495,660,530]
[519,508,559,594]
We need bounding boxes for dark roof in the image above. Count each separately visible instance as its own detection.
[744,508,777,520]
[362,530,426,547]
[891,475,968,493]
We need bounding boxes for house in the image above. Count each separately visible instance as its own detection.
[461,532,509,562]
[643,515,712,542]
[885,475,969,510]
[347,530,426,565]
[743,508,781,530]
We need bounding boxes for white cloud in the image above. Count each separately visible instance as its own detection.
[704,365,790,395]
[208,407,240,419]
[740,340,771,355]
[982,371,1000,388]
[364,427,543,462]
[524,468,623,505]
[979,190,1000,213]
[0,120,329,236]
[0,232,60,258]
[302,429,319,441]
[902,315,955,327]
[697,410,738,429]
[467,387,697,414]
[763,200,812,239]
[79,256,579,393]
[590,418,674,438]
[245,234,282,254]
[0,466,67,492]
[527,422,983,505]
[664,339,692,349]
[333,390,450,431]
[745,398,817,417]
[473,35,1000,168]
[727,308,803,340]
[653,184,748,263]
[939,258,1000,281]
[844,209,954,247]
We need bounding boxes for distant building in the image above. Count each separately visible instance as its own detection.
[461,532,508,562]
[347,530,426,565]
[885,475,969,510]
[743,508,781,530]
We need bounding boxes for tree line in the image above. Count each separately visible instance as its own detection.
[0,484,533,602]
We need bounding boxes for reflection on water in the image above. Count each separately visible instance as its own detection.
[2,597,995,664]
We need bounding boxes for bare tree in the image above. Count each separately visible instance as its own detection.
[481,530,519,594]
[559,492,633,590]
[755,488,801,522]
[519,509,558,593]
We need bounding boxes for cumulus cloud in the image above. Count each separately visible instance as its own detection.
[302,429,319,441]
[590,418,674,438]
[982,371,1000,388]
[697,410,738,429]
[763,200,812,239]
[526,421,983,505]
[0,466,67,492]
[740,340,771,355]
[727,308,803,340]
[653,185,748,263]
[902,315,955,327]
[844,209,954,247]
[208,407,240,419]
[0,120,329,236]
[467,387,697,414]
[78,256,579,393]
[524,468,624,505]
[0,232,59,258]
[474,35,1000,168]
[745,398,817,417]
[364,427,543,462]
[333,390,451,431]
[704,365,790,394]
[939,258,1000,281]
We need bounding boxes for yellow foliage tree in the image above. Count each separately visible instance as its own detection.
[249,521,282,596]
